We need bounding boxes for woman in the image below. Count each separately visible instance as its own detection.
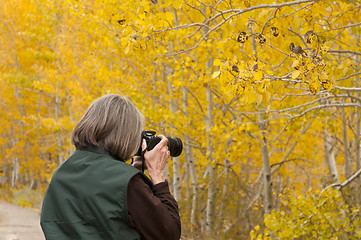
[40,94,181,240]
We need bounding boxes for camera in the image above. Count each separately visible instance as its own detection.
[136,130,183,157]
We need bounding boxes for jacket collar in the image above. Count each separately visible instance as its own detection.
[76,145,123,161]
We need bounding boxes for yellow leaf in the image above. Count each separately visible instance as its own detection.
[254,71,263,81]
[250,230,256,239]
[292,70,301,79]
[319,72,328,82]
[162,0,172,7]
[320,44,329,54]
[255,94,263,105]
[309,78,321,94]
[291,60,300,68]
[213,59,222,66]
[165,12,174,23]
[139,12,146,20]
[262,90,272,103]
[212,71,221,79]
[322,80,334,91]
[217,41,224,50]
[302,75,307,84]
[247,92,256,104]
[124,45,131,55]
[172,0,183,9]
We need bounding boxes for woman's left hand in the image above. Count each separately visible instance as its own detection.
[144,135,170,184]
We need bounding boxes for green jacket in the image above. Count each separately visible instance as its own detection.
[41,150,150,240]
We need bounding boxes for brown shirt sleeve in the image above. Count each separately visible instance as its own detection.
[127,174,181,240]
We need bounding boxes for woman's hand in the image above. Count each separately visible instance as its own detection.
[143,135,170,184]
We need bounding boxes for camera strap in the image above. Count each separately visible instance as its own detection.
[140,149,147,172]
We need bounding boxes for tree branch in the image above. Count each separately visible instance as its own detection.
[335,71,361,82]
[329,50,361,56]
[317,22,361,33]
[185,87,207,119]
[321,167,361,194]
[271,141,298,174]
[209,0,316,22]
[164,0,317,56]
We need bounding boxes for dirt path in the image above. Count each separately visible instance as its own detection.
[0,201,45,240]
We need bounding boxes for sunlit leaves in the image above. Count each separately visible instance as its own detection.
[254,71,263,81]
[292,70,301,79]
[253,188,361,239]
[309,76,322,95]
[212,71,221,79]
[212,55,272,105]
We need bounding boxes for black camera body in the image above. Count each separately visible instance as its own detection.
[136,130,183,157]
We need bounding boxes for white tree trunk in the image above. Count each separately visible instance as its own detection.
[205,85,215,236]
[250,19,272,214]
[11,157,19,188]
[172,156,181,201]
[342,107,352,178]
[258,113,272,214]
[261,140,272,214]
[182,87,199,231]
[356,108,361,170]
[323,129,339,183]
[356,54,361,170]
[166,69,182,201]
[187,137,198,228]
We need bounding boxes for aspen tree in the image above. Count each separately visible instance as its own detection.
[182,86,199,234]
[205,72,216,237]
[323,128,339,183]
[342,106,352,178]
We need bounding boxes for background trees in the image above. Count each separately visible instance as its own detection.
[1,0,361,239]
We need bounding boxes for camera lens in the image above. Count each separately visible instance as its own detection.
[136,130,183,157]
[167,137,183,157]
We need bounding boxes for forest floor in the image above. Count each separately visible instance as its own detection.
[0,201,44,240]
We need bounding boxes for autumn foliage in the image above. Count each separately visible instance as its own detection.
[1,0,361,239]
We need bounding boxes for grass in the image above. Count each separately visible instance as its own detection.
[0,184,43,209]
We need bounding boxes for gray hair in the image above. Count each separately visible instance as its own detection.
[72,94,145,161]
